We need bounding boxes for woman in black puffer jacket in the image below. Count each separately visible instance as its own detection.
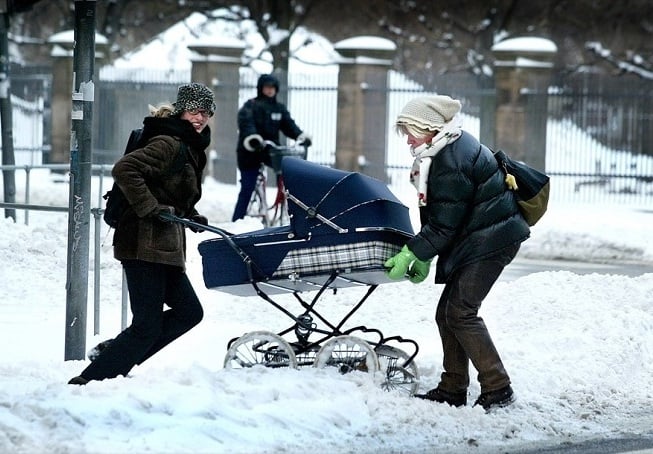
[385,95,530,411]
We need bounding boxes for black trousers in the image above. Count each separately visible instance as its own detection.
[435,243,519,394]
[80,260,204,381]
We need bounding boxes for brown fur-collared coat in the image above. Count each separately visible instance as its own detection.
[111,116,209,269]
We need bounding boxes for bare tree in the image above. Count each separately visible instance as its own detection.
[13,1,315,83]
[201,1,318,101]
[10,0,653,86]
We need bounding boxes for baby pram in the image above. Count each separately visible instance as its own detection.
[170,158,420,395]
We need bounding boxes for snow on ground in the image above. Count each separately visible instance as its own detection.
[0,171,652,454]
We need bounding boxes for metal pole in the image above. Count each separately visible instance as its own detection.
[92,170,106,335]
[121,270,128,330]
[92,208,101,335]
[0,11,16,221]
[64,0,96,360]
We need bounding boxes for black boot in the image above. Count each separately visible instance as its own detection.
[414,387,467,407]
[473,385,515,411]
[68,376,89,385]
[87,338,114,362]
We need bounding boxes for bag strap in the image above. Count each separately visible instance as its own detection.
[492,148,519,191]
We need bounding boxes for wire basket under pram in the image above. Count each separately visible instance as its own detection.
[181,158,421,395]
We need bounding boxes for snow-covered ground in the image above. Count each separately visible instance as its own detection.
[1,169,652,454]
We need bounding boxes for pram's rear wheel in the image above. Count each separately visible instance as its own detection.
[313,335,380,374]
[375,345,420,396]
[224,331,298,369]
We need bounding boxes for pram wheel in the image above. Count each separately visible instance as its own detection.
[375,345,420,396]
[313,335,380,374]
[224,331,298,369]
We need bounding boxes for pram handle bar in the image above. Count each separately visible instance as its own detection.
[158,212,267,281]
[158,211,231,236]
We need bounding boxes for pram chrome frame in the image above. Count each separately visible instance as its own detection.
[162,157,422,394]
[163,213,421,395]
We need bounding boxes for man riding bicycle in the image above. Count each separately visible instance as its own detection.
[231,73,312,222]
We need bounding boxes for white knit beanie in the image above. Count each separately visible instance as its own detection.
[396,95,462,131]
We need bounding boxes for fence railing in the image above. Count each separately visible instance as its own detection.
[0,163,125,336]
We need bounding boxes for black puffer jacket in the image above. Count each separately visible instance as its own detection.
[112,116,209,269]
[406,131,530,283]
[236,74,303,170]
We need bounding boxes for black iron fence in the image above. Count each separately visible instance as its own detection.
[545,74,653,204]
[5,67,653,206]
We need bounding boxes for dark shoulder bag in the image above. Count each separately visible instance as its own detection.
[494,149,550,226]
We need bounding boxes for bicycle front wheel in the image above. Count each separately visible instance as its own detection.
[246,180,269,227]
[269,200,290,226]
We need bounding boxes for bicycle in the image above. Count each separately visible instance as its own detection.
[245,141,309,227]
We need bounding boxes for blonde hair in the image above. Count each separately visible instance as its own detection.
[148,103,174,118]
[395,122,438,139]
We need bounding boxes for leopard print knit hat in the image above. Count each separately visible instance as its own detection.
[172,83,216,117]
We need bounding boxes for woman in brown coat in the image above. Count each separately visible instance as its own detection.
[69,83,215,384]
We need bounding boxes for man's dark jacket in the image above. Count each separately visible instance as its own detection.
[236,74,303,170]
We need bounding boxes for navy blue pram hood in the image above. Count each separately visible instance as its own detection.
[282,158,414,238]
[196,157,415,292]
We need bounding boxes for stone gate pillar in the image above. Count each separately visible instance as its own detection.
[48,32,74,165]
[334,36,395,181]
[189,39,245,183]
[492,37,557,171]
[48,30,107,165]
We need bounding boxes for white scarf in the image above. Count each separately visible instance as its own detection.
[409,115,463,206]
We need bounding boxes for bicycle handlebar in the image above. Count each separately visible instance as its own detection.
[263,140,309,157]
[263,140,308,173]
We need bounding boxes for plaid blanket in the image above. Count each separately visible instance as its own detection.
[271,241,402,278]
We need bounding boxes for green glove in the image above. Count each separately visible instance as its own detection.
[408,259,432,283]
[384,245,418,280]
